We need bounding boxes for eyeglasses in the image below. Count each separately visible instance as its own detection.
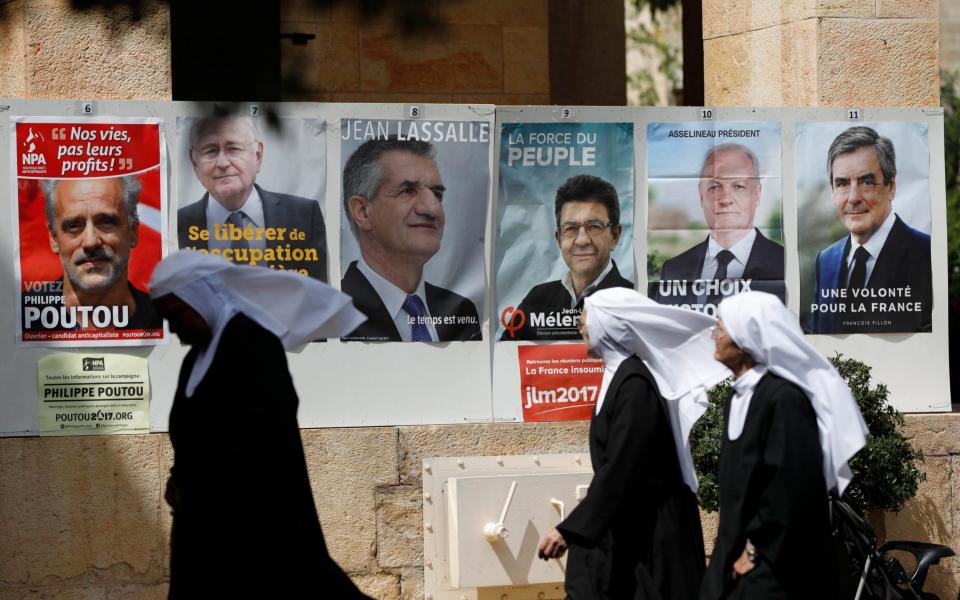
[558,220,613,239]
[192,141,257,163]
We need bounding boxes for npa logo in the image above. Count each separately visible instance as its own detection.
[21,127,46,167]
[82,357,105,371]
[500,306,526,339]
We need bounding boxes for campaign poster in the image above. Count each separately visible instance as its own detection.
[647,122,784,316]
[496,122,635,341]
[518,344,603,422]
[797,122,932,334]
[12,117,167,346]
[37,353,150,436]
[339,118,489,343]
[176,115,328,282]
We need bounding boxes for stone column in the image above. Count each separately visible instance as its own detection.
[702,0,939,106]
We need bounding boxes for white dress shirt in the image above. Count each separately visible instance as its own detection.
[357,257,439,342]
[560,260,614,309]
[844,210,896,287]
[206,187,267,252]
[698,228,756,282]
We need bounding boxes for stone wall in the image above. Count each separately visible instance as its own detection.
[0,0,170,100]
[1,415,956,599]
[280,0,551,106]
[702,0,940,106]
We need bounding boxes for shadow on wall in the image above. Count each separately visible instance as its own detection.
[0,435,172,596]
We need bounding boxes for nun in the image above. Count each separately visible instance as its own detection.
[149,251,371,599]
[701,291,868,600]
[538,287,730,600]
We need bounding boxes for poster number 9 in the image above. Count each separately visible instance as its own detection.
[560,107,572,119]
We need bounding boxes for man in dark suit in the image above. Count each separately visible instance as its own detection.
[808,126,932,333]
[177,115,327,281]
[341,137,480,342]
[654,143,784,313]
[501,174,633,341]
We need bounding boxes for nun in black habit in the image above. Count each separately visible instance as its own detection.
[150,251,372,599]
[701,292,867,600]
[538,288,730,600]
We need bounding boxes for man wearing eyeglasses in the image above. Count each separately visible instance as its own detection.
[654,143,783,314]
[177,115,327,281]
[501,174,633,341]
[808,126,931,333]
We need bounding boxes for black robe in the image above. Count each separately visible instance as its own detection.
[557,356,706,600]
[167,314,370,599]
[701,373,833,600]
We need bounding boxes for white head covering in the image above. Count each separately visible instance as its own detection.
[150,251,366,397]
[718,291,867,495]
[584,288,731,492]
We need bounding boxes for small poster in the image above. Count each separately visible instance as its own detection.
[796,122,932,333]
[647,122,784,316]
[175,115,328,281]
[338,118,490,343]
[12,116,167,346]
[38,353,150,436]
[497,122,635,341]
[518,344,604,422]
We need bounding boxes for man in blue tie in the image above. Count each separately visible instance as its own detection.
[808,126,932,333]
[340,137,481,342]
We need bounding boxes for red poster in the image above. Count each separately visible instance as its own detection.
[518,344,604,422]
[13,117,167,346]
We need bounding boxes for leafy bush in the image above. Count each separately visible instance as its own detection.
[690,354,924,513]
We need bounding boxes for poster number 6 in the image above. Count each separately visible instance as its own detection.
[82,102,94,115]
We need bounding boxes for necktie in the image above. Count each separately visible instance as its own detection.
[402,294,433,342]
[708,250,736,307]
[226,211,249,254]
[848,246,870,289]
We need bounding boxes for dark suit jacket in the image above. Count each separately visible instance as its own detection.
[653,229,785,305]
[340,261,481,342]
[177,184,327,282]
[809,214,932,333]
[500,260,633,341]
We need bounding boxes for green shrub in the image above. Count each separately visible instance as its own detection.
[690,354,924,513]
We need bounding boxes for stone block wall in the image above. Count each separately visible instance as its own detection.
[1,415,957,599]
[0,0,170,100]
[279,0,551,105]
[703,0,940,106]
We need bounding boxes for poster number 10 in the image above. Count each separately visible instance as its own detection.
[700,108,714,120]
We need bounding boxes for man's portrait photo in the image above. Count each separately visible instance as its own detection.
[496,121,635,341]
[177,114,328,281]
[798,123,933,334]
[501,174,633,340]
[646,122,784,316]
[21,176,161,334]
[339,121,489,343]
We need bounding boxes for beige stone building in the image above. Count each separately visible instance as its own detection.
[0,0,957,598]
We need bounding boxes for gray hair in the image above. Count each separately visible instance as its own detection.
[700,143,760,179]
[188,115,260,149]
[827,126,896,186]
[342,136,435,229]
[42,176,141,232]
